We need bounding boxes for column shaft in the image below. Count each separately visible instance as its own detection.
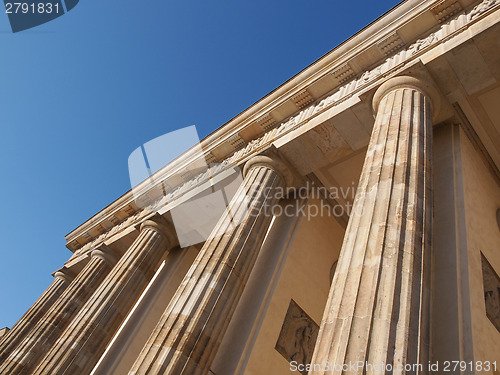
[31,218,175,375]
[129,156,289,375]
[310,78,434,374]
[0,250,116,375]
[0,270,72,362]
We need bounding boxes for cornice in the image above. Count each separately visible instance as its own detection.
[65,0,499,254]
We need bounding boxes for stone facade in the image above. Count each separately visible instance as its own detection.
[1,0,500,374]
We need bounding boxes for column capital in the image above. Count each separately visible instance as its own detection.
[243,154,295,188]
[91,245,119,266]
[373,75,441,119]
[52,268,75,283]
[140,216,177,248]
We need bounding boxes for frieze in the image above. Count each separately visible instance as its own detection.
[469,0,499,20]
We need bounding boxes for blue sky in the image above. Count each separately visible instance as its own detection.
[0,0,401,328]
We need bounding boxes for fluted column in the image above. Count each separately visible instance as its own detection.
[32,216,177,375]
[309,76,439,374]
[0,268,73,362]
[129,154,293,375]
[0,247,117,374]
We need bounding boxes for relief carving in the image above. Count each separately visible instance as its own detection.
[469,0,499,20]
[309,123,350,157]
[275,300,319,374]
[482,253,500,332]
[409,32,438,55]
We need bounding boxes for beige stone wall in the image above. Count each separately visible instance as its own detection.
[460,128,500,367]
[237,198,345,375]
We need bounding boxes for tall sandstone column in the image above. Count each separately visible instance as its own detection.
[129,154,293,375]
[0,268,73,362]
[32,216,177,375]
[0,247,117,374]
[309,76,439,375]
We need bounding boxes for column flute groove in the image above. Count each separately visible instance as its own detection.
[129,154,295,375]
[0,247,118,375]
[309,76,439,375]
[0,268,73,363]
[31,216,177,375]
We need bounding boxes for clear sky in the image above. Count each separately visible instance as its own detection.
[0,0,401,328]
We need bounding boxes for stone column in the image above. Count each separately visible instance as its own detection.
[129,154,293,375]
[0,247,117,375]
[0,268,73,362]
[309,76,439,374]
[32,216,177,375]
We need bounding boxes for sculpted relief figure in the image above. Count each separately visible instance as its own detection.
[469,0,498,20]
[276,301,319,374]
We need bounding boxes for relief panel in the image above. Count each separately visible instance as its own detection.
[482,253,500,332]
[275,299,319,374]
